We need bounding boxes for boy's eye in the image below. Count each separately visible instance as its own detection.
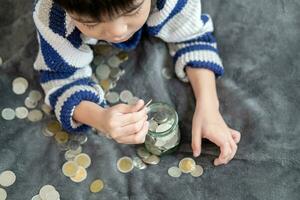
[125,7,142,17]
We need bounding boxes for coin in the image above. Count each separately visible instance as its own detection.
[39,185,56,200]
[105,91,119,104]
[116,51,129,61]
[28,109,43,122]
[100,79,111,91]
[109,67,122,79]
[74,153,91,168]
[24,97,38,109]
[0,188,7,200]
[153,112,168,124]
[127,96,140,105]
[96,63,111,80]
[41,104,52,115]
[90,179,104,193]
[107,56,121,68]
[29,90,43,102]
[161,67,172,79]
[179,158,196,173]
[55,131,69,144]
[67,140,80,151]
[1,108,15,120]
[15,106,29,119]
[12,77,28,95]
[62,161,79,177]
[156,123,172,133]
[117,156,134,173]
[119,90,133,103]
[31,195,42,200]
[148,119,158,132]
[0,57,2,65]
[64,146,82,160]
[45,190,60,200]
[0,170,16,187]
[70,166,87,183]
[168,166,182,178]
[133,157,147,170]
[45,121,61,136]
[137,147,151,159]
[190,165,204,177]
[142,155,160,165]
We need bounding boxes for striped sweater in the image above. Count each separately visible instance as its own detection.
[33,0,224,133]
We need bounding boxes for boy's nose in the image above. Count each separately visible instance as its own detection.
[107,23,128,39]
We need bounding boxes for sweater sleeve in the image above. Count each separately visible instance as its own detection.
[146,0,224,83]
[33,0,108,132]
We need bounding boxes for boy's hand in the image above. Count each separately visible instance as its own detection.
[97,99,149,144]
[191,101,241,166]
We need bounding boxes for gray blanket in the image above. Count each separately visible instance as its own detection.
[0,0,299,199]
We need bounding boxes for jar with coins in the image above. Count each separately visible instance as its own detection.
[145,102,180,156]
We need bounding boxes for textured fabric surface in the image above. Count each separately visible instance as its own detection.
[0,0,299,199]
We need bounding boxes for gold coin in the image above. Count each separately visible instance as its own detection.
[62,161,78,177]
[116,51,129,61]
[46,121,61,134]
[90,179,104,193]
[178,158,196,173]
[74,153,91,169]
[117,157,133,173]
[100,79,111,92]
[94,45,112,55]
[54,131,69,144]
[70,166,87,183]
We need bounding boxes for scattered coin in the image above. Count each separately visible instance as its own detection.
[31,195,42,200]
[105,91,119,104]
[44,121,61,136]
[168,166,182,178]
[127,96,140,105]
[90,179,104,193]
[142,155,160,165]
[74,153,91,169]
[137,147,151,159]
[133,157,147,170]
[161,67,172,79]
[179,158,196,173]
[96,63,111,80]
[39,185,56,200]
[116,51,129,61]
[120,90,133,103]
[62,161,79,177]
[55,131,69,144]
[117,156,134,173]
[70,166,87,183]
[0,188,7,200]
[29,90,43,102]
[107,56,122,68]
[0,170,16,187]
[1,108,15,120]
[190,165,204,177]
[41,104,52,115]
[27,109,43,122]
[100,79,111,91]
[12,77,28,95]
[15,106,29,119]
[45,190,60,200]
[25,97,38,109]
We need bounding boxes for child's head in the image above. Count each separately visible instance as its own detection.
[54,0,151,43]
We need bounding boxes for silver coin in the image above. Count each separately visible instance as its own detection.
[156,123,172,133]
[67,140,80,151]
[15,106,29,119]
[31,195,42,200]
[142,155,160,165]
[168,166,182,178]
[105,91,119,104]
[0,188,7,200]
[29,90,43,102]
[1,108,15,120]
[153,112,168,124]
[41,104,52,115]
[107,56,122,68]
[161,67,172,79]
[109,67,122,79]
[27,109,43,122]
[45,189,60,200]
[64,146,82,161]
[42,127,55,137]
[133,156,147,170]
[119,90,133,103]
[127,96,140,105]
[190,165,204,177]
[0,170,16,187]
[12,77,28,95]
[137,146,151,159]
[96,63,111,80]
[93,55,103,66]
[39,185,56,200]
[148,119,158,132]
[24,97,38,109]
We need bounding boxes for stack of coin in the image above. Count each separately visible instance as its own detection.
[0,170,16,200]
[31,184,60,200]
[168,157,204,178]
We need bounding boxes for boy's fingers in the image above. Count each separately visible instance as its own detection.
[230,129,241,144]
[214,141,232,166]
[119,107,147,126]
[228,137,238,161]
[116,121,149,144]
[191,123,202,157]
[116,99,144,114]
[117,115,147,136]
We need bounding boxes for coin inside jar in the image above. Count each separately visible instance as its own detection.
[179,158,196,173]
[153,112,168,124]
[117,156,134,173]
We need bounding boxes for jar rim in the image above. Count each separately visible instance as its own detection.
[147,102,178,137]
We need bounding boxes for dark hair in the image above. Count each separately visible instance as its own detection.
[53,0,141,22]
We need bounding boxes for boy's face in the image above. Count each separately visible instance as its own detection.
[68,0,151,43]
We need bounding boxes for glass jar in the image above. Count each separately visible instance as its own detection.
[145,102,180,156]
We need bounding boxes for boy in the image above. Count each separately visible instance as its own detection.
[33,0,241,166]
